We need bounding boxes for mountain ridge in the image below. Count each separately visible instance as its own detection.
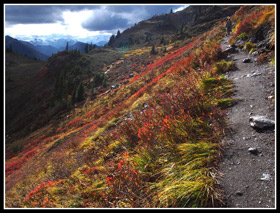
[5,35,49,61]
[109,5,240,48]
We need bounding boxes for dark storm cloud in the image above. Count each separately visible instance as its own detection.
[82,12,130,31]
[5,4,186,32]
[5,5,63,25]
[4,5,102,25]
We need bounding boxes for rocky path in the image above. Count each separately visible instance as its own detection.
[218,35,275,208]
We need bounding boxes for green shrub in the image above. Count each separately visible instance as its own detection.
[202,77,220,89]
[249,48,257,54]
[217,98,235,109]
[202,76,224,93]
[238,32,248,40]
[244,42,256,52]
[270,57,275,66]
[214,60,236,73]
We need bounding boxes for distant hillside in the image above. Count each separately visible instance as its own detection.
[5,36,49,61]
[5,46,121,141]
[68,41,98,53]
[33,45,59,56]
[109,5,240,47]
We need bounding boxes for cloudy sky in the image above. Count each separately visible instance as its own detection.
[4,4,188,40]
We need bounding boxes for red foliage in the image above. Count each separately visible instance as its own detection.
[130,42,195,84]
[23,179,63,207]
[66,117,85,129]
[103,153,141,205]
[146,42,194,70]
[86,110,96,119]
[127,53,195,103]
[5,152,16,160]
[25,135,46,148]
[235,11,264,37]
[55,127,63,133]
[24,181,56,202]
[5,146,39,176]
[82,124,97,135]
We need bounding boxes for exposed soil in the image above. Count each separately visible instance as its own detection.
[217,35,275,208]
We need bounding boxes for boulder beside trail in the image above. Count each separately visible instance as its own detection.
[249,115,275,129]
[224,46,237,54]
[243,58,251,63]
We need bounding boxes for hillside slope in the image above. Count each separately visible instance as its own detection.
[109,5,240,48]
[5,46,122,144]
[5,52,47,140]
[5,5,275,208]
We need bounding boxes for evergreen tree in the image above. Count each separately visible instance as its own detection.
[73,49,81,57]
[128,35,134,45]
[90,82,97,96]
[180,25,184,35]
[89,42,93,51]
[160,36,165,44]
[71,86,76,105]
[66,42,69,51]
[76,82,85,102]
[93,72,106,87]
[116,30,121,38]
[108,35,115,47]
[63,80,69,100]
[170,8,173,14]
[102,75,107,88]
[150,45,157,55]
[55,69,66,100]
[85,43,89,53]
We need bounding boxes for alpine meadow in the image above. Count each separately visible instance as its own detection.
[4,4,275,208]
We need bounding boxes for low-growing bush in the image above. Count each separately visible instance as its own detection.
[214,60,236,73]
[244,42,256,52]
[237,32,248,40]
[217,98,235,109]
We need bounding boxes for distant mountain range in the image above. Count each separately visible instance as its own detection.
[29,38,77,50]
[5,35,104,61]
[15,34,111,48]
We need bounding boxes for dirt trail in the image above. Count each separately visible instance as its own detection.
[218,35,275,208]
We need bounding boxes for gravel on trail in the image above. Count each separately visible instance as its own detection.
[217,35,276,208]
